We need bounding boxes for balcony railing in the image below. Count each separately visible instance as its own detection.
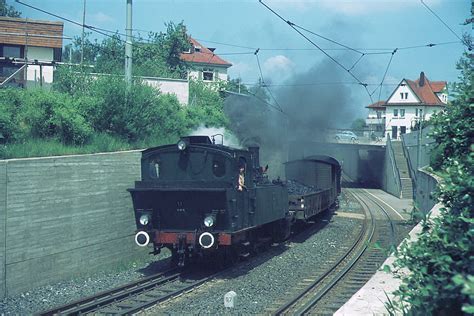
[365,117,386,125]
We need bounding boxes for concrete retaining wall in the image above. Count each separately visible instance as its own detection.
[0,151,148,298]
[401,127,438,213]
[0,161,6,298]
[415,169,439,214]
[382,138,401,198]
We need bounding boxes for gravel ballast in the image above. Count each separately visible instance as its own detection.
[0,251,172,315]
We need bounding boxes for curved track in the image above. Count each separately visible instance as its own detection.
[268,187,397,315]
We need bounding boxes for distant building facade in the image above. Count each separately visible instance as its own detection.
[180,37,232,83]
[0,17,63,88]
[366,72,447,139]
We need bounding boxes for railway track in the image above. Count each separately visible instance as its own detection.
[266,187,397,315]
[38,267,217,315]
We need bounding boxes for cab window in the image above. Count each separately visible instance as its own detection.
[149,158,161,178]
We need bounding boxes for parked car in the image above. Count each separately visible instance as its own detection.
[335,131,358,143]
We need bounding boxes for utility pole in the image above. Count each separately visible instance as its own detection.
[81,0,86,65]
[125,0,133,88]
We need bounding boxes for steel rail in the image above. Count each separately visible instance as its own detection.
[273,188,375,315]
[38,268,180,315]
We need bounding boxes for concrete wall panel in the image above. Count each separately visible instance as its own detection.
[0,161,7,298]
[3,151,149,297]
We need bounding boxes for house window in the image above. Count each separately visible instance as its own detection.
[203,68,214,81]
[0,45,23,58]
[400,126,407,134]
[415,108,418,116]
[376,111,382,119]
[400,92,408,100]
[393,109,398,117]
[400,109,405,118]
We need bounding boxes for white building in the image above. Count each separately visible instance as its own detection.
[0,17,63,88]
[180,37,232,84]
[366,72,447,140]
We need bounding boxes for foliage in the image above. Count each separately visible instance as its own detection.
[52,65,97,96]
[388,50,474,314]
[350,118,367,131]
[226,78,249,94]
[19,89,93,145]
[63,22,190,79]
[0,0,21,17]
[187,79,229,128]
[0,88,24,142]
[0,20,230,159]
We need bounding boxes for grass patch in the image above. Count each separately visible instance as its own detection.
[0,133,181,159]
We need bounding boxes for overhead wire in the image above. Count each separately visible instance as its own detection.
[16,0,465,105]
[258,0,373,103]
[420,0,471,50]
[254,49,284,112]
[375,49,398,103]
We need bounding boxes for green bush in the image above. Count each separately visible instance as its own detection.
[19,89,92,145]
[187,80,229,128]
[0,88,24,142]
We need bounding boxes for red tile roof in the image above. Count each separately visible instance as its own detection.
[406,75,446,105]
[366,100,386,108]
[180,38,232,67]
[366,73,447,108]
[428,81,447,93]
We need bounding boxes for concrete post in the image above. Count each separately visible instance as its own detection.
[125,0,133,88]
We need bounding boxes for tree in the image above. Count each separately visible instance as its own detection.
[226,78,249,94]
[62,22,190,79]
[0,0,21,17]
[350,118,367,131]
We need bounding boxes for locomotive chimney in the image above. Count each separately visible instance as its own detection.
[248,146,260,169]
[419,71,425,87]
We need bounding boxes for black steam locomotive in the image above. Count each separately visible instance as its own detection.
[128,136,340,266]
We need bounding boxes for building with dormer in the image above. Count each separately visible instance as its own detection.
[366,72,447,139]
[180,37,232,83]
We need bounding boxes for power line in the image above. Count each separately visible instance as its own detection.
[375,49,398,103]
[420,0,470,49]
[258,0,372,103]
[291,23,364,55]
[254,49,284,112]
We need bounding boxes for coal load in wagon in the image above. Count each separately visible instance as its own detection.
[286,180,319,195]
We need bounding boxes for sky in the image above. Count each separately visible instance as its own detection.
[11,0,471,115]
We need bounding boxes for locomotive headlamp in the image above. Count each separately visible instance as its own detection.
[139,214,151,226]
[177,140,187,151]
[204,215,215,227]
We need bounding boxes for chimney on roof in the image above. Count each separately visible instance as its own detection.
[419,71,425,86]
